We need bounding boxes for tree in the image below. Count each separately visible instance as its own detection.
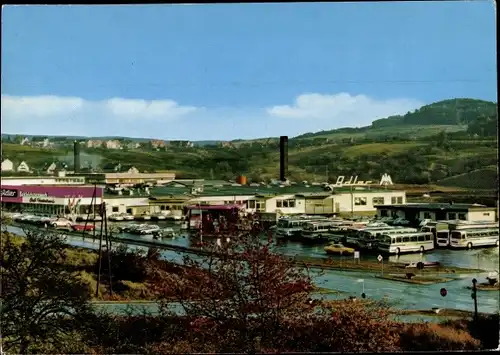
[149,225,401,353]
[150,231,315,353]
[0,229,93,353]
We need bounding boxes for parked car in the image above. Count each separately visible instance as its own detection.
[72,224,96,232]
[51,218,73,228]
[324,243,355,255]
[392,217,410,226]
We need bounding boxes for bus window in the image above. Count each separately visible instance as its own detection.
[425,235,431,241]
[410,236,418,242]
[417,235,425,242]
[403,237,409,242]
[391,238,396,244]
[451,231,462,239]
[396,237,402,243]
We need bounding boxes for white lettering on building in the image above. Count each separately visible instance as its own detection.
[331,173,394,188]
[379,173,393,186]
[20,191,49,198]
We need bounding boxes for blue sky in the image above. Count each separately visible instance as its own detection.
[1,2,496,140]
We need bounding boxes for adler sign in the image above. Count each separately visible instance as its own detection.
[334,173,394,187]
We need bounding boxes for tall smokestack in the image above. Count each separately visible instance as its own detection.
[73,140,81,173]
[279,136,288,182]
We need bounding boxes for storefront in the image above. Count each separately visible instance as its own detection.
[1,185,103,216]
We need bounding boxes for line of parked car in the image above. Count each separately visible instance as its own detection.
[116,223,177,239]
[8,213,96,232]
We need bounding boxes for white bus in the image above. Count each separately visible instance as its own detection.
[301,220,344,243]
[358,227,418,250]
[436,221,499,248]
[377,232,435,254]
[344,226,402,248]
[274,216,327,241]
[449,227,499,249]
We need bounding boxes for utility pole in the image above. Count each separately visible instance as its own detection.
[326,165,329,183]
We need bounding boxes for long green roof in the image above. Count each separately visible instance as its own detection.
[148,184,399,198]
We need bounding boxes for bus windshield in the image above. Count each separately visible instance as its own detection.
[451,231,462,240]
[277,220,289,228]
[437,231,449,239]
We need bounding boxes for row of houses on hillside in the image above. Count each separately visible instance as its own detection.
[86,139,194,150]
[1,159,30,173]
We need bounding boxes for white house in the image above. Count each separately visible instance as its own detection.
[16,161,30,173]
[128,166,139,174]
[46,162,58,174]
[1,159,14,172]
[106,140,121,149]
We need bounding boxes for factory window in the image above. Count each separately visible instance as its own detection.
[391,196,404,204]
[448,212,456,220]
[277,199,296,208]
[247,200,256,209]
[424,212,432,219]
[112,206,119,212]
[354,197,367,206]
[372,197,384,205]
[458,213,466,220]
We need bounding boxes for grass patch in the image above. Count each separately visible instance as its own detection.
[342,142,424,157]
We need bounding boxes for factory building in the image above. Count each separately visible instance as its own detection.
[375,203,498,223]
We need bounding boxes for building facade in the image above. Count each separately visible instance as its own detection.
[103,196,151,215]
[375,203,497,223]
[1,185,103,216]
[1,176,86,186]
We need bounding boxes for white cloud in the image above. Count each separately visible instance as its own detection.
[1,95,85,118]
[1,95,198,122]
[0,92,425,139]
[267,92,423,127]
[105,98,197,119]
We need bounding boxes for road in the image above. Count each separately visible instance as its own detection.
[4,224,499,315]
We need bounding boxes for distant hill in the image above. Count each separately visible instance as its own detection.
[437,167,499,190]
[295,98,497,140]
[371,98,497,128]
[2,98,496,144]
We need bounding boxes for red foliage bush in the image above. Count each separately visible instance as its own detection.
[399,322,481,351]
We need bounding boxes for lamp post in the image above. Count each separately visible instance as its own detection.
[356,279,366,299]
[471,278,478,321]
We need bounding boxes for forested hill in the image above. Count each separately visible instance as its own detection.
[296,98,497,139]
[371,98,497,127]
